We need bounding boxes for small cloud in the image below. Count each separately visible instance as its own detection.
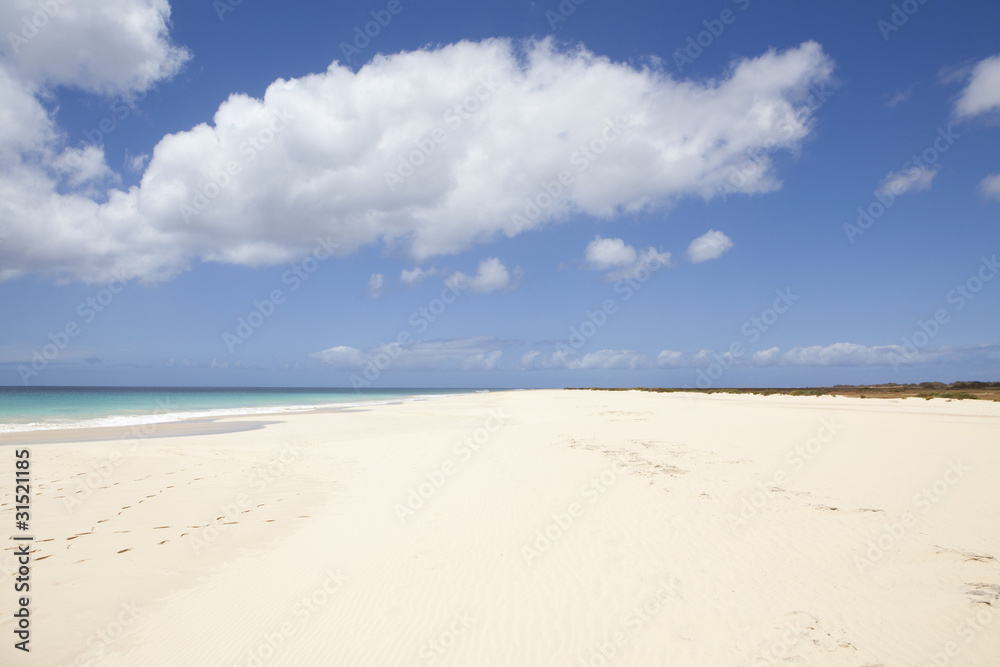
[126,151,150,173]
[310,345,366,368]
[877,166,937,197]
[656,350,684,367]
[954,53,1000,120]
[400,266,439,286]
[686,230,733,263]
[84,356,102,364]
[885,85,914,108]
[520,350,542,369]
[311,336,512,371]
[462,350,502,371]
[367,273,385,298]
[979,173,1000,201]
[546,348,647,370]
[584,236,671,280]
[445,257,516,293]
[750,347,780,366]
[585,236,637,270]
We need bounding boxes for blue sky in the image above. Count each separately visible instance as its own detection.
[0,0,998,388]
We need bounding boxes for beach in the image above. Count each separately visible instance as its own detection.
[2,389,999,666]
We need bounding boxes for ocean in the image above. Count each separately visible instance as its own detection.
[0,386,481,433]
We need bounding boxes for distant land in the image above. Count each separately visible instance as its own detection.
[569,381,1000,401]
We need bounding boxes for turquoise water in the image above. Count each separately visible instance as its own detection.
[0,387,481,433]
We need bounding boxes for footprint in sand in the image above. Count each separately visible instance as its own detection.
[117,549,131,554]
[153,526,170,529]
[158,540,170,545]
[38,538,54,543]
[97,519,110,523]
[36,555,51,561]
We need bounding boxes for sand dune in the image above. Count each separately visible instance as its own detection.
[2,390,998,665]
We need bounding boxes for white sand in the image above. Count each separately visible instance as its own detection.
[2,390,999,666]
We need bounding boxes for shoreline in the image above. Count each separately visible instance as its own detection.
[1,389,998,665]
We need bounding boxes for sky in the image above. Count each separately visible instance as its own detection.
[0,0,998,389]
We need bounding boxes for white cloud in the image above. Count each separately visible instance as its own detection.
[656,350,684,367]
[462,350,502,371]
[750,347,781,366]
[652,343,1000,369]
[399,266,439,286]
[547,348,647,370]
[309,345,365,368]
[520,350,541,369]
[885,86,914,108]
[445,257,514,293]
[686,230,733,263]
[979,173,1000,201]
[584,236,671,280]
[127,152,150,173]
[752,342,934,367]
[585,236,637,270]
[310,336,509,371]
[954,53,1000,119]
[366,273,385,298]
[877,166,937,197]
[0,36,834,283]
[0,0,190,96]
